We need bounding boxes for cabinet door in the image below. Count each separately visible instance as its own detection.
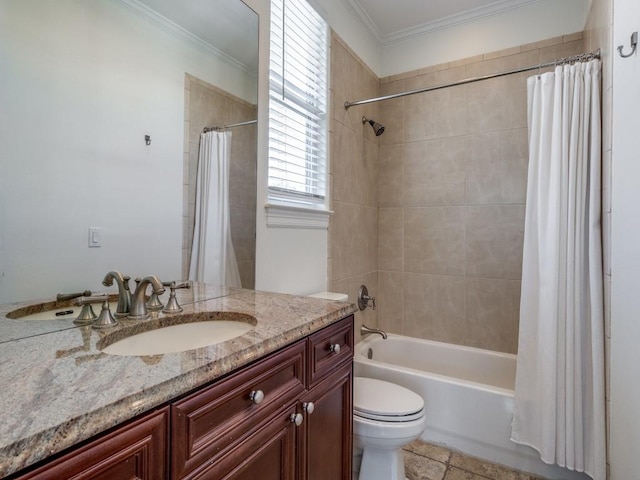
[13,407,169,480]
[184,405,298,480]
[299,362,352,480]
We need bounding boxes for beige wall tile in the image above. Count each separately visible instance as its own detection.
[331,201,378,281]
[465,205,525,279]
[404,137,467,206]
[404,84,468,141]
[538,39,585,63]
[466,128,528,205]
[378,208,404,271]
[405,207,466,275]
[377,271,404,334]
[403,273,466,343]
[467,73,528,134]
[379,97,404,146]
[331,123,364,203]
[405,65,467,91]
[465,277,521,353]
[378,144,404,207]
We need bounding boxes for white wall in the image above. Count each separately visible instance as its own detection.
[610,0,640,475]
[314,0,589,77]
[0,0,256,302]
[378,0,590,76]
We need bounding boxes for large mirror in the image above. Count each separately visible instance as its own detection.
[0,0,258,305]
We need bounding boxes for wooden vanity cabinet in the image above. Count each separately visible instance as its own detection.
[10,315,353,480]
[172,315,354,480]
[12,406,169,480]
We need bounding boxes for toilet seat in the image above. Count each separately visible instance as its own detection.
[354,377,425,423]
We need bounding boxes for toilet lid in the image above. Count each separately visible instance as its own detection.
[354,377,424,422]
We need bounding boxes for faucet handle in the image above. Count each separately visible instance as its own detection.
[162,281,191,289]
[92,298,118,329]
[357,285,377,311]
[57,290,92,302]
[161,281,191,314]
[73,295,108,325]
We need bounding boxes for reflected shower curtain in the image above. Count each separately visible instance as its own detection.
[188,130,242,287]
[511,60,605,479]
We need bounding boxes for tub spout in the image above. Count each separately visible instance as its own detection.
[361,324,387,340]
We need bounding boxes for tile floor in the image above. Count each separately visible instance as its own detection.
[403,440,544,480]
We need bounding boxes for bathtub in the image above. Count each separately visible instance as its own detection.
[354,334,589,480]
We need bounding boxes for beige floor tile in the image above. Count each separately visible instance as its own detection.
[405,440,452,463]
[443,466,489,480]
[404,450,448,480]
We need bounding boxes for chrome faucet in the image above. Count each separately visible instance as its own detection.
[102,271,132,318]
[129,275,166,320]
[361,325,388,340]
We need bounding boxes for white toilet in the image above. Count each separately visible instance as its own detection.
[353,377,427,480]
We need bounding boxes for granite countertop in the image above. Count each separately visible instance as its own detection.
[0,284,357,477]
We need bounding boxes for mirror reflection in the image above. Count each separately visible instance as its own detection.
[0,0,258,305]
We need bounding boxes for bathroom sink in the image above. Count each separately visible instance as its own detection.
[101,313,256,356]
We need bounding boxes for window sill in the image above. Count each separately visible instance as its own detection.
[264,202,333,229]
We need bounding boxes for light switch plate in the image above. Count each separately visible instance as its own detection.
[88,227,102,248]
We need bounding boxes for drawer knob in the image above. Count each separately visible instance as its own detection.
[329,343,341,354]
[249,390,265,404]
[303,402,315,415]
[290,413,304,426]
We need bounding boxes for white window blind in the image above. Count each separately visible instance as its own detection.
[268,0,328,208]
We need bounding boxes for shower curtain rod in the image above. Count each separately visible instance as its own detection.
[203,119,257,133]
[344,49,601,109]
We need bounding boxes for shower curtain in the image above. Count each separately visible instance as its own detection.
[188,130,242,288]
[511,60,605,479]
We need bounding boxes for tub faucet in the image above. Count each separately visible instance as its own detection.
[129,275,166,320]
[361,324,388,340]
[102,271,132,318]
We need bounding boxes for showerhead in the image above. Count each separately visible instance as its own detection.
[362,116,385,136]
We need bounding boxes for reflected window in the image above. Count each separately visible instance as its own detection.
[267,0,329,208]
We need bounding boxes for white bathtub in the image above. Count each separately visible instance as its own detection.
[354,334,589,480]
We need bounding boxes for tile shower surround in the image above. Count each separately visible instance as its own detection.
[329,31,585,353]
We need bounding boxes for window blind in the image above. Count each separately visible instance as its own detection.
[268,0,328,207]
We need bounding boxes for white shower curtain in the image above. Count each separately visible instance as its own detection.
[188,130,242,288]
[511,60,605,479]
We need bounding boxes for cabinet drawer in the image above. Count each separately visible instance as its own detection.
[307,316,354,387]
[171,340,306,479]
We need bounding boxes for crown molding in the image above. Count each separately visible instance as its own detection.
[111,0,256,76]
[343,0,543,46]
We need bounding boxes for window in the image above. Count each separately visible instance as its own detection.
[268,0,329,213]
